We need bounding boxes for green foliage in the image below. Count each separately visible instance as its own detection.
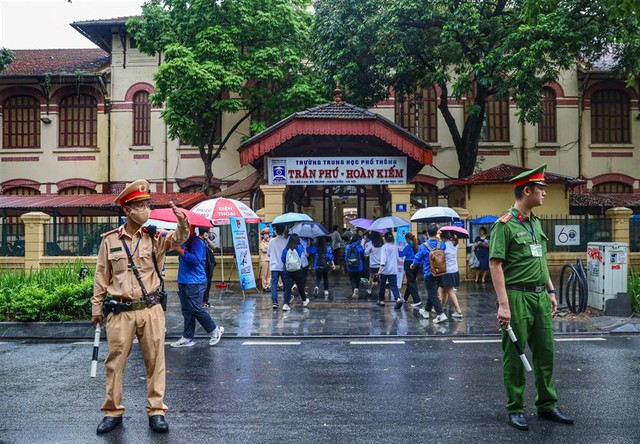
[628,271,640,314]
[313,0,640,177]
[0,260,94,322]
[128,0,328,190]
[0,48,14,72]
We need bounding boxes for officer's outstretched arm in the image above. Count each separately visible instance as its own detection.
[490,258,510,327]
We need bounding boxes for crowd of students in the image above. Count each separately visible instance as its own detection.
[259,222,465,323]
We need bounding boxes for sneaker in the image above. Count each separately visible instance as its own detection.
[171,337,195,348]
[202,302,211,308]
[452,311,464,318]
[313,286,319,296]
[303,298,310,307]
[324,290,329,297]
[419,308,430,319]
[352,288,359,298]
[394,297,404,310]
[272,302,278,309]
[376,301,385,307]
[283,304,291,311]
[433,313,449,324]
[411,302,422,308]
[366,290,372,296]
[209,326,224,346]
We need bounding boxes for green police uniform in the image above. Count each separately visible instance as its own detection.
[489,164,558,414]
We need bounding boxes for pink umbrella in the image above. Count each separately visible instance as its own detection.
[190,198,260,225]
[149,208,213,228]
[440,226,469,238]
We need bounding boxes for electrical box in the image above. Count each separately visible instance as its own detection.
[586,242,628,311]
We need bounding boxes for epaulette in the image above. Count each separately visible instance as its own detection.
[499,213,513,223]
[100,228,119,238]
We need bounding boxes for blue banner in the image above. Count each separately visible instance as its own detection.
[395,225,411,287]
[230,217,257,291]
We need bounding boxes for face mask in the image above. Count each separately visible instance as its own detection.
[127,207,150,225]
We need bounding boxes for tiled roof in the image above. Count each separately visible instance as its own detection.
[570,193,640,214]
[0,49,109,77]
[443,164,585,188]
[214,170,264,199]
[294,102,378,120]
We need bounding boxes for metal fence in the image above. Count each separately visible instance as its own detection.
[43,217,121,256]
[0,221,25,256]
[630,216,640,252]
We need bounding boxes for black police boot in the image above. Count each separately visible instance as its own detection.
[149,415,169,433]
[96,416,122,434]
[508,412,529,430]
[538,407,574,424]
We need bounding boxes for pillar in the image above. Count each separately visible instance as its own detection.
[605,207,633,244]
[388,184,415,231]
[260,185,287,223]
[20,211,50,274]
[451,207,471,280]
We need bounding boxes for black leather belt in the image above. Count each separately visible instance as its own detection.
[505,284,546,293]
[111,298,147,310]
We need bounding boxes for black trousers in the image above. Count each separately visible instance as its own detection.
[348,271,361,291]
[314,270,329,290]
[283,270,307,302]
[403,262,421,303]
[424,275,443,315]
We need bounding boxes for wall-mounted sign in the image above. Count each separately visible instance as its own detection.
[267,157,408,185]
[395,203,407,212]
[555,225,580,246]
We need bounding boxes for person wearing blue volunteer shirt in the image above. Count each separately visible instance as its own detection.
[345,234,365,298]
[399,232,422,308]
[307,236,335,298]
[280,233,310,311]
[411,224,448,324]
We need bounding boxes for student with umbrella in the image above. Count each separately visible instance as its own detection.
[280,233,310,310]
[439,230,463,317]
[399,232,422,307]
[345,234,365,298]
[306,236,335,298]
[377,232,404,308]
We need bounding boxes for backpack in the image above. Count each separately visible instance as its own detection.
[316,252,330,272]
[346,245,361,269]
[285,248,302,272]
[425,240,447,276]
[203,244,216,279]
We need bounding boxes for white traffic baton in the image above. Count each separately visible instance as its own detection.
[505,325,532,372]
[90,325,101,378]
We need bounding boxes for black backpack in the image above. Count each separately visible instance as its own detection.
[347,245,361,269]
[316,252,330,272]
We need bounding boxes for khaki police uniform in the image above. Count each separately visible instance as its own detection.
[92,180,189,418]
[489,164,558,414]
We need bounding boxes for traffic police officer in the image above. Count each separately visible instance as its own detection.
[489,164,574,431]
[92,179,190,434]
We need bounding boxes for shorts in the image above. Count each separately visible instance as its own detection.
[439,272,460,288]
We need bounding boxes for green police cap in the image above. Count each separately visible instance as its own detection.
[510,164,547,188]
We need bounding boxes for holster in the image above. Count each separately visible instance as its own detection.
[158,290,167,311]
[102,298,121,317]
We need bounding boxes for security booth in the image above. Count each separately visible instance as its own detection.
[238,93,433,226]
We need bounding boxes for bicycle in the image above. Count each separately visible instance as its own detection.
[558,257,588,314]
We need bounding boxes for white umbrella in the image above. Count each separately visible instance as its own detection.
[368,215,411,231]
[411,207,461,223]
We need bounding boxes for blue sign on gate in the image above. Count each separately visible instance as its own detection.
[451,220,465,228]
[395,203,407,212]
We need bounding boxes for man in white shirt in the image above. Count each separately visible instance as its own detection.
[267,225,288,309]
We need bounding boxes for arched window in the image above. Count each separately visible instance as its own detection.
[538,87,557,143]
[132,91,151,146]
[593,181,633,193]
[59,94,97,147]
[591,90,630,144]
[58,186,96,195]
[180,184,221,196]
[465,89,510,142]
[412,183,439,208]
[395,86,438,143]
[2,95,40,148]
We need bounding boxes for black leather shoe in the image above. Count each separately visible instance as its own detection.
[149,415,169,433]
[508,412,529,430]
[96,416,122,434]
[394,298,404,310]
[538,407,574,424]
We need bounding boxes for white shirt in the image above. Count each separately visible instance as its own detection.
[268,236,288,271]
[299,238,309,268]
[365,241,383,267]
[444,240,459,273]
[330,231,343,250]
[379,242,400,275]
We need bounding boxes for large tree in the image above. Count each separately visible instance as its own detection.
[313,0,640,178]
[128,0,326,193]
[0,48,14,72]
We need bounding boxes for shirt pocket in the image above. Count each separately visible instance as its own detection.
[137,244,154,272]
[108,252,129,274]
[513,235,531,257]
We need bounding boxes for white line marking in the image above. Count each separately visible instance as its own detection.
[554,338,606,342]
[452,339,502,344]
[242,341,302,346]
[71,341,94,345]
[350,341,406,345]
[0,342,9,345]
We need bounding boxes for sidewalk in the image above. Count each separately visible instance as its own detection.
[1,272,638,340]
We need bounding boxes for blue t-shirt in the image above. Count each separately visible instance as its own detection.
[306,245,334,270]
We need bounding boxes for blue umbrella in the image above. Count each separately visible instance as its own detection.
[368,215,411,231]
[291,221,330,238]
[271,212,313,225]
[472,215,499,224]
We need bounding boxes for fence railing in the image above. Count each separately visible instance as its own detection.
[43,218,120,256]
[630,217,640,252]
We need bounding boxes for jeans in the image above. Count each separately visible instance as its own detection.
[283,269,307,303]
[379,273,401,302]
[270,270,283,304]
[314,270,329,290]
[178,283,217,339]
[424,275,443,315]
[403,262,421,303]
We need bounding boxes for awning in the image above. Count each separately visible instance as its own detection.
[214,170,264,199]
[0,193,207,217]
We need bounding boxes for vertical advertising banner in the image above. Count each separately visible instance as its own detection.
[396,225,411,286]
[230,217,257,291]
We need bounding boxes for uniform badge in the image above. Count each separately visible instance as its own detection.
[110,247,123,252]
[516,232,528,237]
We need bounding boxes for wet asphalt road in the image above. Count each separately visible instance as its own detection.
[0,336,638,444]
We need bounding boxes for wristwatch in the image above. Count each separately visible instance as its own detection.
[547,289,557,295]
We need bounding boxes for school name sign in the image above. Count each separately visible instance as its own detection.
[267,157,408,185]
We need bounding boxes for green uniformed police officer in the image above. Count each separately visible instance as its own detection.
[489,164,574,431]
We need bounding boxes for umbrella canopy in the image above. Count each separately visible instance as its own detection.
[350,218,374,229]
[291,221,330,238]
[148,208,213,228]
[440,226,469,239]
[190,198,260,225]
[411,207,461,223]
[471,215,499,224]
[271,212,313,225]
[368,215,411,231]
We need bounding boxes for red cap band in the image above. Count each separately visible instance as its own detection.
[119,190,151,207]
[513,172,544,188]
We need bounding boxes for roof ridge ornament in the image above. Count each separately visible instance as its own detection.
[333,83,342,105]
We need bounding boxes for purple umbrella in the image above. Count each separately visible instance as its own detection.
[350,218,387,233]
